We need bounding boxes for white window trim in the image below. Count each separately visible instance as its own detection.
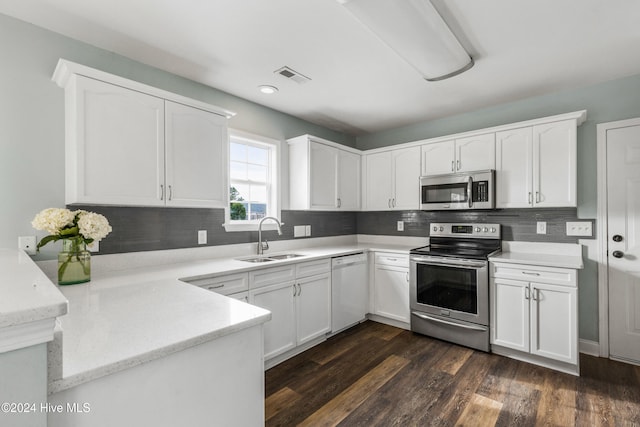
[223,129,282,232]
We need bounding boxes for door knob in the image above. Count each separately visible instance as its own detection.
[613,235,623,242]
[612,250,624,258]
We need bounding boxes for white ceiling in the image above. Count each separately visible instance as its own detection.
[2,0,640,136]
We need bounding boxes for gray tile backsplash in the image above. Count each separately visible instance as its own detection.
[71,205,593,254]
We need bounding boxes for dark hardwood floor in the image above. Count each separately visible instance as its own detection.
[265,321,640,426]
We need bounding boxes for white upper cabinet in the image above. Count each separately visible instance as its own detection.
[288,135,361,211]
[165,101,228,208]
[68,75,166,206]
[421,134,495,176]
[53,59,234,208]
[364,146,421,210]
[496,120,577,208]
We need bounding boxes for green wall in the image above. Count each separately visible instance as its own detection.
[0,13,353,252]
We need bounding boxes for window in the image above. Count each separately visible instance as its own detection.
[224,130,280,231]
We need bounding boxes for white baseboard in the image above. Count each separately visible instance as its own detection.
[579,339,600,356]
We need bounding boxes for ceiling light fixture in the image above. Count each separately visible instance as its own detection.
[337,0,473,81]
[258,85,279,94]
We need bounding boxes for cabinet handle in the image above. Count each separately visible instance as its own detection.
[456,159,461,171]
[168,185,173,201]
[535,191,540,203]
[386,258,398,261]
[532,288,539,301]
[406,272,409,282]
[388,199,392,208]
[451,161,455,172]
[337,198,341,208]
[522,271,541,276]
[297,283,301,296]
[524,287,530,300]
[207,284,224,290]
[160,184,164,201]
[293,284,297,297]
[392,198,396,208]
[528,192,532,205]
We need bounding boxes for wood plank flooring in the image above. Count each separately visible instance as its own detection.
[265,321,640,426]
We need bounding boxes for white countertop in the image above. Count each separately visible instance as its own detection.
[47,237,420,393]
[0,249,67,329]
[489,241,584,269]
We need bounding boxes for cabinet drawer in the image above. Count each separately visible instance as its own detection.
[491,263,576,287]
[296,258,331,278]
[250,265,296,289]
[189,272,249,296]
[375,252,409,267]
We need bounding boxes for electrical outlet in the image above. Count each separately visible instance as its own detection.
[397,221,404,231]
[18,236,37,255]
[305,225,311,237]
[294,225,306,238]
[566,221,592,237]
[537,221,547,234]
[198,230,207,245]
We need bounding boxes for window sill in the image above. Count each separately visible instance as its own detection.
[222,222,282,232]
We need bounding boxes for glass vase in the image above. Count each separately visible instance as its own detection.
[58,238,91,285]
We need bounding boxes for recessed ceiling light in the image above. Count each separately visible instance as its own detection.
[258,85,278,94]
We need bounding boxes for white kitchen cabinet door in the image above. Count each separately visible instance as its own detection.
[456,133,495,172]
[373,265,410,323]
[337,149,361,210]
[165,101,228,208]
[69,75,165,206]
[392,146,421,210]
[309,142,339,209]
[421,140,455,176]
[533,120,577,207]
[249,281,296,360]
[495,127,533,208]
[490,277,529,352]
[530,282,577,364]
[295,273,331,345]
[364,151,393,210]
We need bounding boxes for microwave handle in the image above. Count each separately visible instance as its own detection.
[467,176,473,208]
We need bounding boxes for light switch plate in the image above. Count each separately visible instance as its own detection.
[537,221,547,234]
[294,225,306,238]
[198,230,207,244]
[305,225,311,236]
[566,221,592,236]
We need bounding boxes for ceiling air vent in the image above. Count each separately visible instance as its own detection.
[274,66,311,84]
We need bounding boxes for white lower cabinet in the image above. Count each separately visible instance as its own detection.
[490,262,578,374]
[373,253,410,324]
[249,260,331,362]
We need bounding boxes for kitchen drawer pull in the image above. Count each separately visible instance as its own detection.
[522,271,541,276]
[386,258,398,261]
[160,184,164,200]
[207,284,225,290]
[168,185,173,201]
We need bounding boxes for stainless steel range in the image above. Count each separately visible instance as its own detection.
[410,223,501,352]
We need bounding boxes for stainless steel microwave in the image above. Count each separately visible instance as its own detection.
[420,170,495,211]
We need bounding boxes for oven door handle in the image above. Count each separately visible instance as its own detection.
[468,176,473,208]
[412,312,487,332]
[410,256,486,269]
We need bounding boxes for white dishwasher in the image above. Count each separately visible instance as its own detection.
[331,252,368,333]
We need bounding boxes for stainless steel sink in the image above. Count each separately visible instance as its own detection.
[268,254,304,260]
[237,256,276,263]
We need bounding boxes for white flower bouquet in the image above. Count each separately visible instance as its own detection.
[31,208,112,284]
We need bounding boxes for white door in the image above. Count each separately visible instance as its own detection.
[421,140,455,176]
[310,142,338,209]
[165,101,227,208]
[73,75,165,206]
[490,278,529,352]
[495,127,533,208]
[364,151,392,210]
[455,133,495,173]
[249,281,296,360]
[392,146,421,210]
[533,120,577,207]
[296,274,331,345]
[530,282,577,364]
[374,265,410,323]
[337,150,361,210]
[606,121,640,364]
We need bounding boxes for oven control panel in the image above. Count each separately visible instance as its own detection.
[430,223,501,238]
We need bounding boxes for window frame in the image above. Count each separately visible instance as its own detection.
[223,129,281,232]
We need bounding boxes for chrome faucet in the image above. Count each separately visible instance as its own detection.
[257,216,283,255]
